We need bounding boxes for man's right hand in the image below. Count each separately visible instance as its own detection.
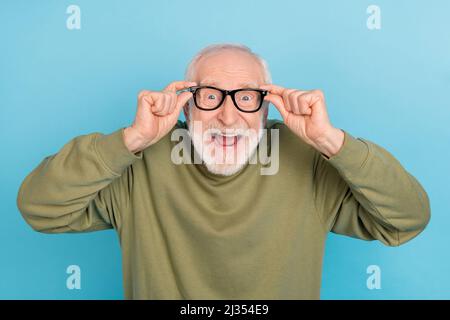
[123,80,197,154]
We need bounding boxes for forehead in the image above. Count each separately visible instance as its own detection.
[194,50,265,88]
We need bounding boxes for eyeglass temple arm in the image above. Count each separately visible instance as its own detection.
[176,86,199,94]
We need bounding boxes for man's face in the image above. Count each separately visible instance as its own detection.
[184,50,268,176]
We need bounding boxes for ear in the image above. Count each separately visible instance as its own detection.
[183,102,190,122]
[262,102,269,128]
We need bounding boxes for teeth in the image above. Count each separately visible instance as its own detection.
[211,133,239,138]
[208,128,245,137]
[212,133,240,146]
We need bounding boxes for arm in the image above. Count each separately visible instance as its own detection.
[313,130,431,246]
[260,84,430,245]
[17,80,195,234]
[17,128,142,233]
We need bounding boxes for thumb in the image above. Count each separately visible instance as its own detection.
[265,94,289,120]
[175,91,193,112]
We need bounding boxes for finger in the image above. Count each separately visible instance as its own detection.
[259,84,288,97]
[300,91,323,117]
[163,80,197,93]
[142,93,157,110]
[297,93,313,115]
[264,93,289,120]
[151,94,166,114]
[140,93,153,108]
[283,89,297,113]
[288,91,302,115]
[168,92,177,114]
[138,90,152,100]
[260,84,307,97]
[160,93,173,116]
[174,91,193,113]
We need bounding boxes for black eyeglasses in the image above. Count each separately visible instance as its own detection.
[183,86,268,113]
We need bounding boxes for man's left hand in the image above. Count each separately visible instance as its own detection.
[260,84,345,158]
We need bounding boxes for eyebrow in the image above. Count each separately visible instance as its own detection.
[199,80,259,89]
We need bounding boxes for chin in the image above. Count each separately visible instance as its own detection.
[203,162,248,176]
[188,121,264,177]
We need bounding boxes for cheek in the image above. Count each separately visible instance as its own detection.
[243,113,263,131]
[190,109,220,135]
[190,109,208,124]
[192,109,224,126]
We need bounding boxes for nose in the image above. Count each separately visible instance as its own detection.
[217,95,240,126]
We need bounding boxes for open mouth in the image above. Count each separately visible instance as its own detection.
[211,133,242,147]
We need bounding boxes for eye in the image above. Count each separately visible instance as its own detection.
[240,95,252,101]
[207,94,217,100]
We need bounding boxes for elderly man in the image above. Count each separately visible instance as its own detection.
[17,43,430,299]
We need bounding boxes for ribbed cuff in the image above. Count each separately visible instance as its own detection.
[94,127,143,176]
[325,129,370,175]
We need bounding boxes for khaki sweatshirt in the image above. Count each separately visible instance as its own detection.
[16,120,431,299]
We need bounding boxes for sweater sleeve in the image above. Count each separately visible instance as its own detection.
[312,130,431,246]
[17,128,142,234]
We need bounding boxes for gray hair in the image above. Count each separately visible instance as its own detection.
[184,43,272,84]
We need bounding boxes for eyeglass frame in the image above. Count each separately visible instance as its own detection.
[183,85,269,113]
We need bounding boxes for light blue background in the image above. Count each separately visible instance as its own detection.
[1,0,449,299]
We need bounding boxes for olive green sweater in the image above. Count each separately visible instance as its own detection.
[17,120,430,299]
